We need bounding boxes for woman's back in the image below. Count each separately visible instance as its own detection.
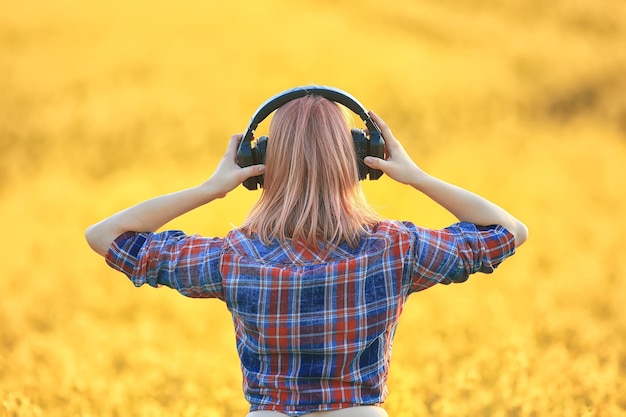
[223,223,408,413]
[222,219,515,414]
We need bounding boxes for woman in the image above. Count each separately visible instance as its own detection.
[86,91,528,416]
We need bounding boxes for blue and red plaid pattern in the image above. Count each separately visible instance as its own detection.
[106,220,515,415]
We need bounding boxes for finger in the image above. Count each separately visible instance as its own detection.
[369,110,392,137]
[369,113,393,144]
[240,164,265,180]
[369,110,403,155]
[363,156,385,170]
[226,134,243,159]
[229,133,243,149]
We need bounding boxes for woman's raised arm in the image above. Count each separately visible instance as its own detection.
[85,134,265,256]
[364,111,528,247]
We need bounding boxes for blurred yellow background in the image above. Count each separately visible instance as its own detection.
[1,0,625,416]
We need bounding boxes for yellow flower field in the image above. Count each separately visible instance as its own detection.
[1,0,625,415]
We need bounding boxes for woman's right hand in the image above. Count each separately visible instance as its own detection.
[202,134,265,198]
[363,110,427,187]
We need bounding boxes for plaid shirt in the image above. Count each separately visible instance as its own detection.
[106,220,515,415]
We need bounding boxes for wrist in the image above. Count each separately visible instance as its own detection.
[197,177,230,201]
[408,170,432,191]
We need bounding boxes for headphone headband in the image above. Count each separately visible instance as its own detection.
[242,85,381,144]
[237,85,385,190]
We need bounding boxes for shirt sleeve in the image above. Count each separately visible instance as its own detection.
[406,222,516,293]
[105,230,225,300]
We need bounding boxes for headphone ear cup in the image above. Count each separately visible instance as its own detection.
[367,130,385,180]
[253,136,268,188]
[239,136,268,190]
[351,128,368,180]
[237,138,254,169]
[254,135,268,165]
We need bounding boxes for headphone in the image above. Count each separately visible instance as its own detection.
[236,85,385,190]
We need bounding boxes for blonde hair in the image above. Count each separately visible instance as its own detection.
[240,95,380,250]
